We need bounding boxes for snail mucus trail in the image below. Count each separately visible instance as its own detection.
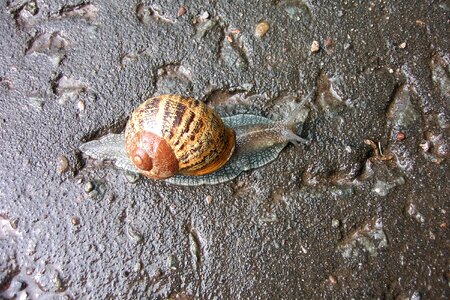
[79,94,310,186]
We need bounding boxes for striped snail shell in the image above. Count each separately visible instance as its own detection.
[124,94,236,179]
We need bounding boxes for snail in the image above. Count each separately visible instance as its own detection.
[79,93,310,186]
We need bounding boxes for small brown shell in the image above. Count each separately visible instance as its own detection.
[125,94,236,179]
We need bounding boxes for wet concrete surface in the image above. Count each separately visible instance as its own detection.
[0,0,449,299]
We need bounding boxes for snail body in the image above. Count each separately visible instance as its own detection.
[125,94,235,179]
[80,94,310,186]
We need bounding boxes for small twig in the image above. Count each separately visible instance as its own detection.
[364,139,394,161]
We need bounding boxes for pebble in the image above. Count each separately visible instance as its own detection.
[205,195,213,204]
[332,219,341,228]
[77,100,85,111]
[255,21,270,38]
[177,6,187,17]
[71,217,80,225]
[84,181,95,193]
[53,272,65,292]
[396,131,406,141]
[199,11,209,21]
[399,42,407,49]
[57,155,69,174]
[168,255,178,270]
[310,40,320,53]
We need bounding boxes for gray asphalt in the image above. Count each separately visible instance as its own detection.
[1,1,449,299]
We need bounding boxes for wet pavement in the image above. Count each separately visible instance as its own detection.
[1,0,449,299]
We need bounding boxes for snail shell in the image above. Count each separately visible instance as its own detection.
[124,94,236,179]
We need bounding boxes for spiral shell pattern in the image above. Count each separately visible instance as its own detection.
[125,94,236,177]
